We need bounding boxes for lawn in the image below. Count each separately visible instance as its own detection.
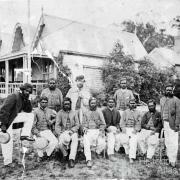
[0,129,180,180]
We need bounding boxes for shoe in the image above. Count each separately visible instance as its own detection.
[96,153,101,159]
[68,159,75,168]
[108,154,116,162]
[129,158,134,164]
[86,160,92,168]
[20,136,35,141]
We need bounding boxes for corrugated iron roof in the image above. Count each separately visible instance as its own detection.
[147,47,180,67]
[33,14,147,59]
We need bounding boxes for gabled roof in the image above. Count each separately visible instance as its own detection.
[32,14,147,59]
[147,47,180,68]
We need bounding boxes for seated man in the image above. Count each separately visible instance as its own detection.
[138,99,162,160]
[55,97,79,169]
[32,96,58,161]
[102,97,121,161]
[115,99,141,163]
[82,97,106,168]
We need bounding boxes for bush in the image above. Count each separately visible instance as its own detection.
[102,42,176,103]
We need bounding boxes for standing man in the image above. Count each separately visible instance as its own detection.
[0,83,34,178]
[102,97,121,161]
[66,75,91,125]
[160,84,180,167]
[41,78,63,112]
[115,99,141,163]
[82,97,106,168]
[114,78,134,116]
[32,96,58,162]
[55,97,79,169]
[138,99,162,160]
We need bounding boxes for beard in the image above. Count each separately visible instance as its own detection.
[63,106,71,111]
[149,108,156,113]
[90,106,97,111]
[49,86,56,90]
[165,92,173,98]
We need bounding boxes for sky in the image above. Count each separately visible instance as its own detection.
[0,0,180,35]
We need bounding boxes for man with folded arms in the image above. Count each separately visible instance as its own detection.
[55,97,79,169]
[138,99,162,160]
[102,97,121,161]
[115,99,141,163]
[82,97,106,168]
[32,96,58,162]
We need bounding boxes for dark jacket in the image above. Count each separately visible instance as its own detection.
[160,96,180,130]
[102,107,121,129]
[0,92,32,130]
[141,110,162,133]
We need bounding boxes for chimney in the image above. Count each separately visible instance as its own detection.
[174,28,180,55]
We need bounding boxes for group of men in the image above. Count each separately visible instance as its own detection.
[0,75,180,178]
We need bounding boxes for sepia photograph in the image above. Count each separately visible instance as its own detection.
[0,0,180,179]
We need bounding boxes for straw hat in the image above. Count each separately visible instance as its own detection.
[33,137,49,150]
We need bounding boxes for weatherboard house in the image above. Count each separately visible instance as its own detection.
[0,14,147,98]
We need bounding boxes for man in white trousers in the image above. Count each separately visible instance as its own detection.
[55,97,79,169]
[115,99,141,163]
[138,99,162,160]
[82,97,106,168]
[0,83,35,179]
[160,84,180,167]
[66,75,91,129]
[102,97,121,161]
[32,96,58,162]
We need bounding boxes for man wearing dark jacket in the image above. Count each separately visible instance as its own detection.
[0,83,34,178]
[102,97,121,161]
[138,99,162,160]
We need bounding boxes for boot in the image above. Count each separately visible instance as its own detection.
[68,159,75,168]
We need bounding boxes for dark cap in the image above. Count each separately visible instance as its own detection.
[75,75,85,82]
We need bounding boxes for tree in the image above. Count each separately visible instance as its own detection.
[102,42,175,103]
[122,21,174,53]
[55,52,71,97]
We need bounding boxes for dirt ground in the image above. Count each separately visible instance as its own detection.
[0,130,180,180]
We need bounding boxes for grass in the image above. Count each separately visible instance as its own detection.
[0,130,180,180]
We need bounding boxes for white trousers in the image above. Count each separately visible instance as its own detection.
[83,129,106,161]
[164,121,178,163]
[138,129,159,159]
[106,126,118,155]
[1,112,34,165]
[58,131,78,160]
[36,130,58,157]
[115,127,138,159]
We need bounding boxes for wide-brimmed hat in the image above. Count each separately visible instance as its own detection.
[0,131,10,144]
[33,137,49,150]
[62,133,71,146]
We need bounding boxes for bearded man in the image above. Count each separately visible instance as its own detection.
[41,78,63,112]
[138,99,162,160]
[160,84,180,167]
[81,97,106,168]
[55,97,79,169]
[0,83,34,179]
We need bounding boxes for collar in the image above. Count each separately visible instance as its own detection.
[108,107,114,111]
[40,107,47,112]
